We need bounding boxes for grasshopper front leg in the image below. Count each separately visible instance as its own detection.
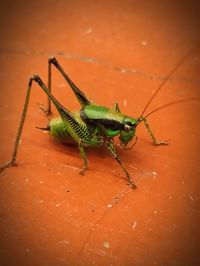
[141,117,168,145]
[106,140,137,189]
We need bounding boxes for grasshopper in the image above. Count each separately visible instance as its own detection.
[0,46,197,189]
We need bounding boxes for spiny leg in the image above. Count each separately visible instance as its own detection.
[0,78,33,172]
[0,74,97,173]
[78,140,88,175]
[35,75,102,148]
[141,117,168,145]
[38,59,53,116]
[0,75,70,173]
[106,141,137,189]
[47,56,52,114]
[120,136,138,150]
[0,76,55,172]
[46,57,91,115]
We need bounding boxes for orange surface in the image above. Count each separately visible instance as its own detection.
[0,1,200,266]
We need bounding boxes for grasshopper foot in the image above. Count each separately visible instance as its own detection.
[128,180,137,190]
[38,103,52,116]
[0,160,17,173]
[79,166,88,175]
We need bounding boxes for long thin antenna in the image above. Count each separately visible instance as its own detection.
[139,43,200,119]
[138,97,199,124]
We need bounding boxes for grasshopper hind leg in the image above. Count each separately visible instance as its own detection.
[47,57,91,114]
[0,160,17,173]
[0,72,90,174]
[36,57,91,116]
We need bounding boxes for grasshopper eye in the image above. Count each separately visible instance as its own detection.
[124,123,131,132]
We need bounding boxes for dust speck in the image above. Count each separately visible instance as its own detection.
[57,240,70,245]
[141,40,147,46]
[120,68,127,73]
[128,164,137,170]
[85,28,93,34]
[103,241,111,249]
[131,221,137,231]
[189,195,194,201]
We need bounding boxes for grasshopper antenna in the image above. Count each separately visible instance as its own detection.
[137,97,199,125]
[139,42,200,120]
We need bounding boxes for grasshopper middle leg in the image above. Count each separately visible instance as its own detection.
[79,140,88,175]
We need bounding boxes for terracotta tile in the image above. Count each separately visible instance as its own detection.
[0,1,200,265]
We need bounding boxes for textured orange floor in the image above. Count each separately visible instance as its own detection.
[0,1,200,266]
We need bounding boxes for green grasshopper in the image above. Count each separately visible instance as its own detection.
[0,46,197,189]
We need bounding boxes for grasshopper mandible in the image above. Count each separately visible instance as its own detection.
[0,46,197,189]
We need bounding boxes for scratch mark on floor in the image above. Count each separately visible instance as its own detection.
[77,186,132,258]
[0,47,199,85]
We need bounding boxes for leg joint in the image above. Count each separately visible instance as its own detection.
[48,57,58,66]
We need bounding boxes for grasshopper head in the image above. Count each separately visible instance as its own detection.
[119,116,138,147]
